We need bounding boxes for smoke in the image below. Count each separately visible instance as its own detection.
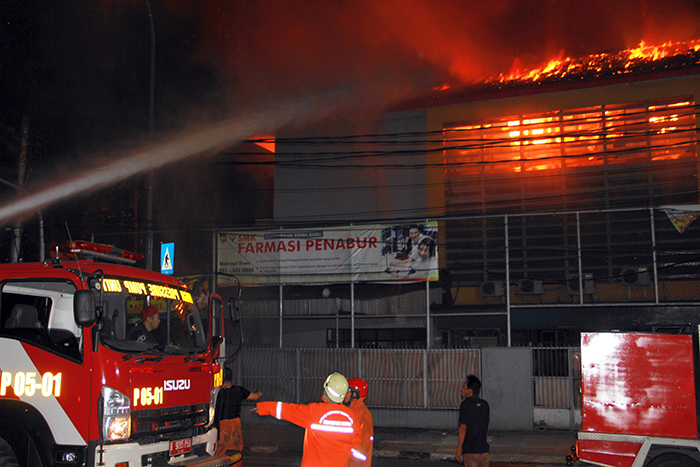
[3,0,700,228]
[0,87,409,226]
[193,0,700,94]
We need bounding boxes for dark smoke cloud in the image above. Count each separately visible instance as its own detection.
[188,0,700,99]
[40,0,699,123]
[6,0,700,146]
[2,0,699,265]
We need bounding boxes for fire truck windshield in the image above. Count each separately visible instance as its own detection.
[94,276,207,353]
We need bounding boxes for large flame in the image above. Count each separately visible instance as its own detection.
[496,39,700,84]
[435,39,700,92]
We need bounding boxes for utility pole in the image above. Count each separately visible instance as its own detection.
[145,0,156,270]
[10,116,29,263]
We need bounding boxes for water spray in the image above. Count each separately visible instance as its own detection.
[0,88,381,227]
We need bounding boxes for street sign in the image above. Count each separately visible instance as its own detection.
[161,243,174,275]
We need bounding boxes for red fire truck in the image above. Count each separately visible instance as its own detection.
[572,331,700,467]
[0,241,241,467]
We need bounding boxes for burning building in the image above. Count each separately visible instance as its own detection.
[270,39,700,346]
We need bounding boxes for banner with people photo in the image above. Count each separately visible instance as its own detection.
[216,222,438,285]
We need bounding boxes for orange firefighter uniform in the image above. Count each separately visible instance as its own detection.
[348,398,373,467]
[256,400,365,467]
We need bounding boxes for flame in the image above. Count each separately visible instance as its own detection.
[433,39,700,93]
[498,39,700,84]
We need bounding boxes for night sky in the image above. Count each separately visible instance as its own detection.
[2,0,700,266]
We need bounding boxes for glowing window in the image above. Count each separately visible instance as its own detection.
[443,98,696,212]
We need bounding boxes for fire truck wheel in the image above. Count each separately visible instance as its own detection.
[648,453,700,467]
[0,437,20,467]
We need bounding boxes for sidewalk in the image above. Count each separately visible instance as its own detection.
[243,419,577,464]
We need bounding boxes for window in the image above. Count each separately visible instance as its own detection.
[0,281,81,361]
[443,98,697,212]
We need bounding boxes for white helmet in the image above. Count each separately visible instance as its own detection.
[323,372,349,403]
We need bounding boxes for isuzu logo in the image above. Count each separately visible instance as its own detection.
[164,379,191,391]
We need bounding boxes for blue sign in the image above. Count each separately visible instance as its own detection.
[161,243,174,275]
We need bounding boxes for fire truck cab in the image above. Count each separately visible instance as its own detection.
[0,241,239,467]
[572,331,700,467]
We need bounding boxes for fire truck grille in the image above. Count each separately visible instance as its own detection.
[132,403,209,438]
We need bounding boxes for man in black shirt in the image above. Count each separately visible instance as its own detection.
[128,306,160,344]
[215,368,262,460]
[456,374,490,467]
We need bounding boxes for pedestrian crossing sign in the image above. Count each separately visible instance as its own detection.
[161,243,174,275]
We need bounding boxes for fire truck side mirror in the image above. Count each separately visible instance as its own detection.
[74,290,96,327]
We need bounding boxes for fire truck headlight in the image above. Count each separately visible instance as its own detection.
[58,451,79,463]
[101,386,131,442]
[107,417,130,441]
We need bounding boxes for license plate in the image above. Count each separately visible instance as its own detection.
[169,438,192,457]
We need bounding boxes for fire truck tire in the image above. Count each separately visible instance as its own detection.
[0,422,44,467]
[0,437,20,467]
[647,453,700,467]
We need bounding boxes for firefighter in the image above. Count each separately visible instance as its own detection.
[346,378,373,467]
[253,372,365,467]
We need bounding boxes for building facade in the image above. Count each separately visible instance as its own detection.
[260,48,700,348]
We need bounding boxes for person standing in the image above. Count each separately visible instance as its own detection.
[455,375,490,467]
[253,372,364,467]
[215,367,262,462]
[347,378,373,467]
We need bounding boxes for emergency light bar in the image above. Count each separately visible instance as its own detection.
[62,241,145,265]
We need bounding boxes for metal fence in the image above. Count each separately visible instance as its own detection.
[232,347,480,409]
[232,346,582,429]
[225,206,700,351]
[531,347,581,409]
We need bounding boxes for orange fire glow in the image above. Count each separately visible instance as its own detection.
[250,135,276,153]
[434,39,700,92]
[443,98,695,176]
[496,39,700,84]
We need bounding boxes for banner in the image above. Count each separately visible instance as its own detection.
[217,222,438,285]
[661,205,700,234]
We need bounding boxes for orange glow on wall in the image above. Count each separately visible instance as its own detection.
[250,135,276,153]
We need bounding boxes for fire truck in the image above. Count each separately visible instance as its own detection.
[0,241,242,467]
[571,331,700,467]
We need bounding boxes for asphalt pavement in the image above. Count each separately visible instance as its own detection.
[242,418,577,464]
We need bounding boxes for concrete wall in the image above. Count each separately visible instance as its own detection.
[273,109,428,223]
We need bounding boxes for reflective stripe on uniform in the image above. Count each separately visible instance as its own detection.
[276,401,282,420]
[310,423,354,433]
[310,409,355,434]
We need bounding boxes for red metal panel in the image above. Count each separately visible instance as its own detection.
[578,439,642,467]
[581,332,698,438]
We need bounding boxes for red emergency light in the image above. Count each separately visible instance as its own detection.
[62,241,145,265]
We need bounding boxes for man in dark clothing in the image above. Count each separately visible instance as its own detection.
[456,374,490,467]
[215,368,262,463]
[127,306,160,344]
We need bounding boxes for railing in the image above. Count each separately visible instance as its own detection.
[234,346,582,419]
[234,347,480,409]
